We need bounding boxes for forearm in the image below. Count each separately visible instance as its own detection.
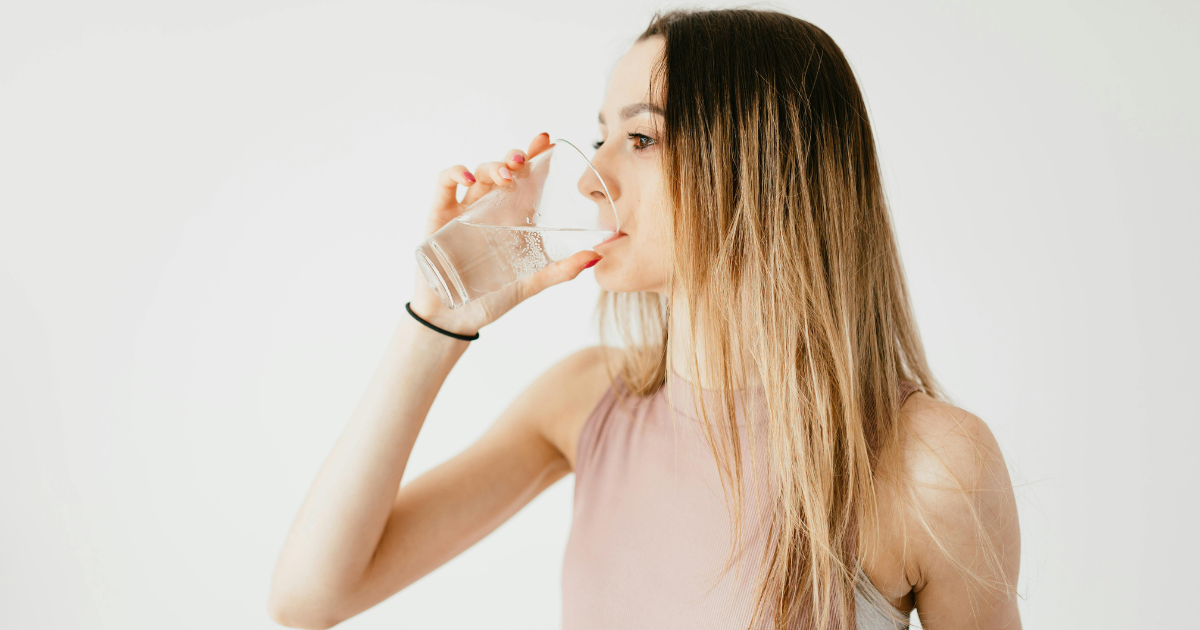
[270,315,468,612]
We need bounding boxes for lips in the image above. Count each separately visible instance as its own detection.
[597,231,627,248]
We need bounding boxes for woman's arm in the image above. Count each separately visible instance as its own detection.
[268,134,604,629]
[268,314,471,628]
[268,323,604,629]
[901,396,1023,629]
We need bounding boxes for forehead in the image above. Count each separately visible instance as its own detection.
[600,37,664,122]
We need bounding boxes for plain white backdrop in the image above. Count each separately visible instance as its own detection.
[2,1,1197,628]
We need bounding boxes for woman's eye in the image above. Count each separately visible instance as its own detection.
[593,133,657,151]
[627,132,656,150]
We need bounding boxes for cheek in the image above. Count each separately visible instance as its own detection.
[594,237,669,293]
[594,169,671,292]
[635,216,671,272]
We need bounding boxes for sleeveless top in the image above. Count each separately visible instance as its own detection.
[562,370,924,629]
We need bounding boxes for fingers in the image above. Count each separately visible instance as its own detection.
[516,250,602,301]
[503,148,528,171]
[433,165,476,211]
[426,165,477,234]
[434,133,552,218]
[461,160,516,207]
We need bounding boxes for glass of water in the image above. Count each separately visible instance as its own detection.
[415,138,618,310]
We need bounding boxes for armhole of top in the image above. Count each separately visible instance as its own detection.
[573,376,622,477]
[898,379,924,407]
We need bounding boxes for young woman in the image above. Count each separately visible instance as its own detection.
[269,9,1021,630]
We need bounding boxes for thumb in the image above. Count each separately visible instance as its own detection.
[517,250,602,300]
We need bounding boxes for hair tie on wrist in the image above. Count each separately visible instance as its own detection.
[406,302,480,341]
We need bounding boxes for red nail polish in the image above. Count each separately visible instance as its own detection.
[584,256,602,269]
[512,154,525,164]
[463,171,476,183]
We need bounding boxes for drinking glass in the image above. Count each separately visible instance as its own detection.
[415,138,618,309]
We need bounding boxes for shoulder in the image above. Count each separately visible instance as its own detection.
[898,392,1008,497]
[513,345,622,468]
[892,392,1021,600]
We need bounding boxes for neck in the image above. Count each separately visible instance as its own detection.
[665,289,761,390]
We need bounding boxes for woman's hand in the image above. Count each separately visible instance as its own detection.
[409,132,602,336]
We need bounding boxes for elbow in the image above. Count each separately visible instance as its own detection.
[267,586,348,630]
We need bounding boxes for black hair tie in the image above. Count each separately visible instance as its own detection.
[405,302,480,341]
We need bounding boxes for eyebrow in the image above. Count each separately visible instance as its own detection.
[598,102,665,125]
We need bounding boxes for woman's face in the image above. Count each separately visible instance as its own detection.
[583,36,671,295]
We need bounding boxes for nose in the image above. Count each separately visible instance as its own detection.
[577,149,620,232]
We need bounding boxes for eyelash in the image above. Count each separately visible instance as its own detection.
[593,132,657,151]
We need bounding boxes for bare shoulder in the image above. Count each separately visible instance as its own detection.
[505,345,621,469]
[898,392,1009,497]
[891,392,1022,625]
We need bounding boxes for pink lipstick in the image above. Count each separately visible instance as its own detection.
[597,231,626,248]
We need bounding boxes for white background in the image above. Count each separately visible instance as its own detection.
[2,1,1197,628]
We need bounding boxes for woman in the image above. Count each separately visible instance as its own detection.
[269,8,1021,630]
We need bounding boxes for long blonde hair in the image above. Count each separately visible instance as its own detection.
[599,9,947,629]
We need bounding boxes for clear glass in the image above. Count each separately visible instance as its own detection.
[415,139,618,309]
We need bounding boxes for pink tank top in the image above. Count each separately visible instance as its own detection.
[562,370,923,629]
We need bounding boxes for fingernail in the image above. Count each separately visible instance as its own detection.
[512,154,525,164]
[499,166,513,180]
[539,132,549,138]
[463,171,476,183]
[584,256,602,269]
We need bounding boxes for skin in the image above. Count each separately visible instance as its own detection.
[268,36,1021,629]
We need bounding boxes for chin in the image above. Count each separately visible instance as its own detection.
[591,264,628,293]
[592,262,665,294]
